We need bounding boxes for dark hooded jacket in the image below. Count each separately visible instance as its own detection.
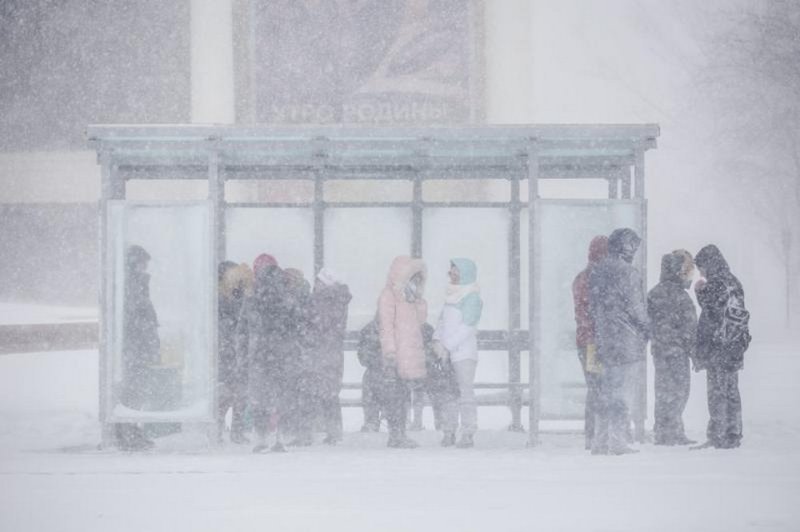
[647,253,697,360]
[694,245,749,371]
[588,228,649,366]
[235,266,306,392]
[122,245,160,409]
[307,281,352,397]
[218,262,248,387]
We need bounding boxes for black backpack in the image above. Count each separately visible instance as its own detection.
[357,319,383,369]
[714,285,752,363]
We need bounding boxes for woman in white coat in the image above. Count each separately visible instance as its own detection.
[433,258,483,448]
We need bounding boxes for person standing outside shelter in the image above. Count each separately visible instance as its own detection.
[647,250,697,445]
[693,244,750,449]
[378,256,428,448]
[433,258,483,448]
[588,228,649,455]
[572,236,608,450]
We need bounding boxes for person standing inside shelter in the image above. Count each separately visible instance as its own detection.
[432,258,483,448]
[116,244,160,451]
[236,253,301,453]
[693,245,751,449]
[293,267,352,445]
[217,261,253,444]
[588,228,649,455]
[572,236,608,450]
[357,314,384,432]
[378,256,429,448]
[647,250,698,446]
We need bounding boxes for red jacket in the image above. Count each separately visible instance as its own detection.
[572,236,608,348]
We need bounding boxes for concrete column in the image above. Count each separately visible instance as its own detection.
[191,0,235,123]
[483,0,534,124]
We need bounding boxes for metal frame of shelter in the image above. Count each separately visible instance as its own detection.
[88,124,659,446]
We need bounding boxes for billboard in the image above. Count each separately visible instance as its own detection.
[251,0,482,124]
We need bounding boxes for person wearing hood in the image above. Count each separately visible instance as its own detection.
[572,236,608,450]
[693,244,750,449]
[116,244,160,451]
[292,268,352,446]
[588,228,649,455]
[236,254,303,453]
[218,261,253,444]
[433,258,483,448]
[647,250,698,446]
[378,256,428,448]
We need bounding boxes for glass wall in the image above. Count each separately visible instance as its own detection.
[523,200,645,418]
[324,207,412,330]
[225,208,315,278]
[107,202,213,421]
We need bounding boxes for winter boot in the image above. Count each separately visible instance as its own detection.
[456,434,474,449]
[441,432,456,447]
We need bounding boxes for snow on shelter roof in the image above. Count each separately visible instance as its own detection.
[86,124,659,181]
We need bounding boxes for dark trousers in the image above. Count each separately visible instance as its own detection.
[706,366,742,447]
[295,392,342,440]
[653,355,690,443]
[578,348,601,447]
[381,368,411,439]
[362,369,382,429]
[592,363,631,452]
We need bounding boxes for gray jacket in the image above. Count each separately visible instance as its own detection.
[588,229,649,367]
[647,253,697,360]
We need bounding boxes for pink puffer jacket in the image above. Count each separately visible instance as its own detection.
[378,256,428,380]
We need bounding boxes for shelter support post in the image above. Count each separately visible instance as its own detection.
[633,148,647,442]
[508,172,524,431]
[99,153,120,448]
[206,150,222,445]
[607,176,619,199]
[314,171,325,273]
[526,139,540,446]
[412,175,423,258]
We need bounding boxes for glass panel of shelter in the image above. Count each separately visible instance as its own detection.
[521,199,645,420]
[107,201,214,422]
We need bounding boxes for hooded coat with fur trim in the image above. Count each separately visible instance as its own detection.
[378,256,428,380]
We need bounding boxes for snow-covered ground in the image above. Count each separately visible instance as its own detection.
[1,339,798,531]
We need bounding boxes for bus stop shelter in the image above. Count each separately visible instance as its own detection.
[88,124,659,446]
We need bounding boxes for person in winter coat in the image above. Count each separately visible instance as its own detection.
[647,250,698,445]
[218,261,253,444]
[116,244,160,451]
[378,256,428,448]
[588,228,649,455]
[432,258,483,448]
[291,268,352,445]
[236,255,305,453]
[693,244,750,449]
[572,236,608,450]
[423,321,460,442]
[357,316,383,431]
